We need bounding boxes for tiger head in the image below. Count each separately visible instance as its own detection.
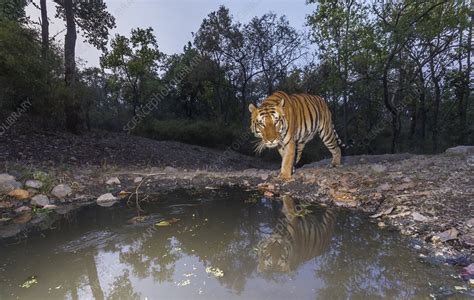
[249,99,287,153]
[257,234,292,273]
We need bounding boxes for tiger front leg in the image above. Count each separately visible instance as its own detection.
[278,141,296,181]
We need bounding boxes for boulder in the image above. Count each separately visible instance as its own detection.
[0,173,22,193]
[51,184,72,199]
[25,180,43,189]
[31,194,50,207]
[445,145,474,155]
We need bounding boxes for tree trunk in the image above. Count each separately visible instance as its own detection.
[418,68,426,142]
[429,49,441,152]
[459,6,473,144]
[40,0,49,57]
[64,0,80,133]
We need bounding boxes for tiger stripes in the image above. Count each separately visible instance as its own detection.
[249,91,342,180]
[257,196,336,273]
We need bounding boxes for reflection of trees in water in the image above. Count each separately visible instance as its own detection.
[314,213,428,299]
[107,270,141,300]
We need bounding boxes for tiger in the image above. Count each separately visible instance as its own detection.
[249,91,342,180]
[257,195,336,273]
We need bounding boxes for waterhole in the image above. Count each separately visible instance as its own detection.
[0,188,469,299]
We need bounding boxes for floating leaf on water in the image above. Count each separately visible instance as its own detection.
[19,276,38,288]
[118,191,131,198]
[454,286,467,291]
[205,266,224,278]
[176,279,190,286]
[156,218,180,227]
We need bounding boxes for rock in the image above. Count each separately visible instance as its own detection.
[370,206,394,218]
[133,176,143,183]
[461,233,474,247]
[106,177,121,185]
[8,189,30,200]
[0,173,22,193]
[466,218,474,228]
[445,145,474,155]
[97,193,117,207]
[412,212,429,222]
[51,184,72,199]
[437,228,459,242]
[376,183,391,192]
[31,194,50,207]
[14,206,31,213]
[377,222,386,228]
[371,164,387,173]
[25,180,43,189]
[164,166,178,173]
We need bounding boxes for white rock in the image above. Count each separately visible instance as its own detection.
[164,166,178,173]
[371,164,387,173]
[51,184,72,199]
[25,180,43,189]
[133,176,143,183]
[0,173,22,193]
[412,212,429,222]
[445,145,474,155]
[31,194,50,207]
[97,193,118,207]
[106,177,121,185]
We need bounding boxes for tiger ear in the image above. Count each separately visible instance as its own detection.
[249,103,257,113]
[280,98,285,107]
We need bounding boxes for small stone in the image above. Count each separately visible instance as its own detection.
[378,222,386,228]
[466,218,474,228]
[164,166,178,173]
[376,183,391,192]
[13,213,32,224]
[413,244,421,250]
[0,173,22,193]
[371,164,387,173]
[106,177,121,185]
[8,189,30,200]
[25,180,43,189]
[97,193,117,207]
[133,176,143,183]
[412,212,429,222]
[31,194,50,207]
[51,184,72,199]
[437,228,459,242]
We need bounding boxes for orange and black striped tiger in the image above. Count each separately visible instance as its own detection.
[249,91,341,180]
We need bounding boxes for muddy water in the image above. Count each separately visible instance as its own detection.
[0,189,469,299]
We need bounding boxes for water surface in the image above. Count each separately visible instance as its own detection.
[0,189,467,299]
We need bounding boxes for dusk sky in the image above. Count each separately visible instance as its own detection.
[25,0,314,68]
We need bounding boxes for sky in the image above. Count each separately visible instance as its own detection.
[25,0,315,68]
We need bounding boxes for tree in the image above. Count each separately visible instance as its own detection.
[54,0,115,133]
[101,27,163,117]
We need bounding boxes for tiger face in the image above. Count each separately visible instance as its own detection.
[257,234,292,273]
[249,100,287,151]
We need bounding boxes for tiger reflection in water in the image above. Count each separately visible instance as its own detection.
[257,195,336,273]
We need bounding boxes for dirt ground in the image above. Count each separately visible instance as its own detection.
[0,128,473,268]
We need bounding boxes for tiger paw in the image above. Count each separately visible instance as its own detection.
[277,173,293,182]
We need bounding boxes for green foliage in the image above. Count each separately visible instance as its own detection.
[55,0,116,51]
[0,0,29,22]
